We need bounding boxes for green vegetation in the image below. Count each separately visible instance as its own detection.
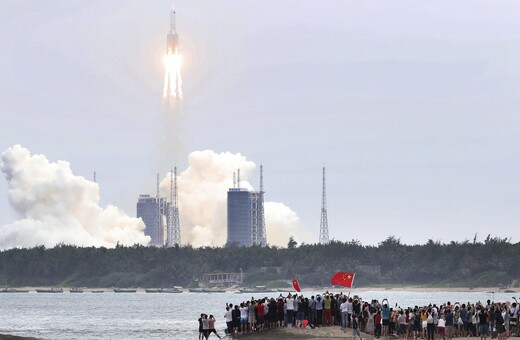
[0,235,517,288]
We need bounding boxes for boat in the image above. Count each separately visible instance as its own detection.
[0,288,29,293]
[70,288,84,293]
[91,290,105,293]
[145,288,182,293]
[36,288,63,293]
[239,286,276,293]
[189,288,226,293]
[113,288,137,293]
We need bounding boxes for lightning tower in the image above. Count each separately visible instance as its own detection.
[319,167,330,244]
[258,165,267,246]
[167,167,181,246]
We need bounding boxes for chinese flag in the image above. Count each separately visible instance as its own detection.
[331,272,355,288]
[292,277,301,292]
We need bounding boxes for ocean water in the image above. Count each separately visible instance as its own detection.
[0,290,516,339]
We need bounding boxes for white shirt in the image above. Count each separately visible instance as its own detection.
[438,319,446,328]
[224,310,232,323]
[340,302,349,313]
[240,307,248,318]
[286,298,294,311]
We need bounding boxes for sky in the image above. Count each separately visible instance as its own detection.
[1,0,519,246]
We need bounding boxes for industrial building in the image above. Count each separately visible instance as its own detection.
[137,170,181,247]
[226,167,267,247]
[137,195,170,246]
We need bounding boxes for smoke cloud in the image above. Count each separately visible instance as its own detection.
[0,145,150,249]
[161,150,313,247]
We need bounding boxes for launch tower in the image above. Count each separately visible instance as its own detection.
[167,167,181,246]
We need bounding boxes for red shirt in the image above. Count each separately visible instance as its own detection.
[257,304,265,316]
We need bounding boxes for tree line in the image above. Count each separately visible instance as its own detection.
[0,235,517,288]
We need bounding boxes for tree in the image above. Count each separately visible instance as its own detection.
[287,236,298,249]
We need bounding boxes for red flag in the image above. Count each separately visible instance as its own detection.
[292,277,301,292]
[331,272,355,288]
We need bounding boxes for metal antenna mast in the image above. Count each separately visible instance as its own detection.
[93,171,96,183]
[237,169,241,189]
[319,167,330,244]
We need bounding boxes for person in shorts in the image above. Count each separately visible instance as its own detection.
[207,315,222,339]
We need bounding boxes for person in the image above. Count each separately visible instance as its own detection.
[316,294,324,326]
[256,298,265,331]
[224,305,233,335]
[427,310,435,340]
[248,300,257,331]
[375,310,382,338]
[207,315,222,339]
[202,314,210,340]
[445,307,454,340]
[437,314,446,340]
[276,298,284,328]
[352,313,363,340]
[398,310,407,339]
[239,302,248,333]
[309,295,316,326]
[198,313,205,340]
[382,301,390,337]
[479,306,489,340]
[324,294,332,326]
[340,297,349,328]
[286,294,295,327]
[296,296,305,327]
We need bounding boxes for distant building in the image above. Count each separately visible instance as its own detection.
[137,194,171,246]
[201,271,244,288]
[227,188,266,246]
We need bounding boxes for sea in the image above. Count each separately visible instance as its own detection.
[0,290,516,339]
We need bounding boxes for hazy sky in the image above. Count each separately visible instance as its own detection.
[1,1,519,246]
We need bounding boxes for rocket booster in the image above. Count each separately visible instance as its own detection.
[167,10,179,53]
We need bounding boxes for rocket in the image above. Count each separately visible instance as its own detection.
[167,10,179,53]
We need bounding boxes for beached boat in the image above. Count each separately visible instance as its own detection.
[36,288,63,293]
[189,288,226,293]
[113,288,137,293]
[70,288,84,293]
[145,288,182,293]
[239,285,276,293]
[0,288,29,293]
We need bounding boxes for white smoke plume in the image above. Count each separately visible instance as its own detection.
[161,150,313,247]
[0,145,150,249]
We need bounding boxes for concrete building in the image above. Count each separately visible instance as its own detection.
[137,194,171,246]
[227,188,266,246]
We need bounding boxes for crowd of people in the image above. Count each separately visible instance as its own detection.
[198,293,520,340]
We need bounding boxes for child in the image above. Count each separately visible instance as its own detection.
[353,314,363,340]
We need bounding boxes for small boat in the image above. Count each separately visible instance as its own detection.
[91,290,105,293]
[189,288,226,293]
[0,288,29,293]
[113,288,137,293]
[36,288,63,293]
[70,288,84,293]
[239,286,276,293]
[145,288,182,293]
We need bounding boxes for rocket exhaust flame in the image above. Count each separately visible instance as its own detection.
[163,51,183,98]
[163,10,182,100]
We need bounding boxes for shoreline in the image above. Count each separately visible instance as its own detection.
[3,286,517,294]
